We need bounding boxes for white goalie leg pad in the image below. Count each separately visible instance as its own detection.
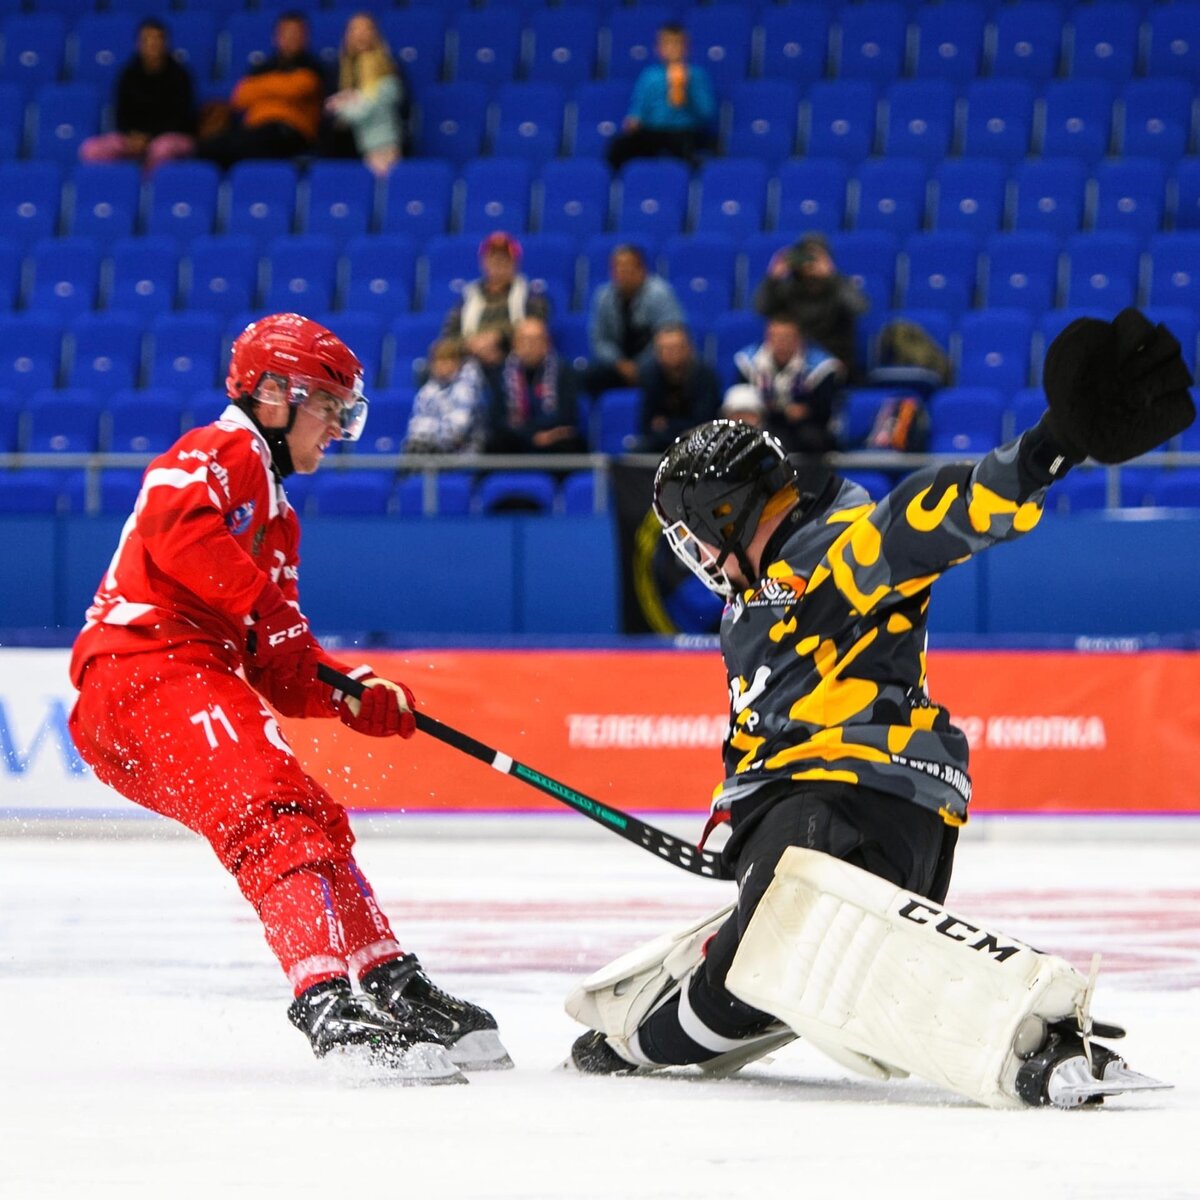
[565,904,734,1044]
[725,847,1089,1109]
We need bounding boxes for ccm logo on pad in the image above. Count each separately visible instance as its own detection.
[897,899,1023,963]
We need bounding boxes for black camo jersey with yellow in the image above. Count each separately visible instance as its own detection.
[715,432,1055,826]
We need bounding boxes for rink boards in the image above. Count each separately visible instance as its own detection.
[2,645,1198,820]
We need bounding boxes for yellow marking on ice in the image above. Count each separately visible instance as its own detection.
[789,628,880,726]
[827,503,874,525]
[791,768,859,784]
[769,616,797,643]
[766,728,890,769]
[906,484,959,532]
[887,613,913,633]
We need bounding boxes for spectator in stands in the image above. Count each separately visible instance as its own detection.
[629,323,721,453]
[403,338,487,455]
[444,233,550,373]
[734,316,846,455]
[79,18,196,173]
[607,22,716,171]
[719,383,768,429]
[486,318,585,455]
[196,10,324,169]
[584,244,684,397]
[753,233,869,382]
[324,12,405,177]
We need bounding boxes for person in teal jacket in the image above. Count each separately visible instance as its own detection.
[608,23,716,170]
[325,12,405,176]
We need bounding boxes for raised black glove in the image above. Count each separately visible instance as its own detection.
[1041,307,1195,464]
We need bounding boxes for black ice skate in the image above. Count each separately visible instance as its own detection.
[1014,1018,1172,1109]
[566,1029,641,1075]
[360,954,513,1071]
[288,977,466,1085]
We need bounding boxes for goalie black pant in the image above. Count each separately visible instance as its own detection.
[637,782,959,1065]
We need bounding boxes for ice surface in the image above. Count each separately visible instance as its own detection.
[1,825,1196,1200]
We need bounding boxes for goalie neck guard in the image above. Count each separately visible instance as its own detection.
[653,420,798,598]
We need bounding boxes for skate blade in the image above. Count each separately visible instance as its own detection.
[326,1040,469,1086]
[446,1029,514,1071]
[698,1029,798,1078]
[1051,1059,1172,1107]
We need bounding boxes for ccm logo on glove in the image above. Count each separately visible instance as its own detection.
[338,674,417,739]
[246,582,319,669]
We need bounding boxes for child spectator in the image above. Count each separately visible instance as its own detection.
[403,338,487,454]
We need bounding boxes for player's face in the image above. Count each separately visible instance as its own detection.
[286,390,345,474]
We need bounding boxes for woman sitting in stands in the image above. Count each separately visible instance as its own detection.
[325,12,405,177]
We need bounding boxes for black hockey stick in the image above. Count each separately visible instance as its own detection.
[317,662,733,880]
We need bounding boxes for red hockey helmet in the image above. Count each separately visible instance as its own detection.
[226,313,368,441]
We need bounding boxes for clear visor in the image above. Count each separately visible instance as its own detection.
[662,520,735,598]
[262,373,369,442]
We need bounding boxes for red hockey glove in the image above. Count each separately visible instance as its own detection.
[245,582,320,673]
[338,674,417,739]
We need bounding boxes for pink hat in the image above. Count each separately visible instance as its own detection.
[479,231,522,262]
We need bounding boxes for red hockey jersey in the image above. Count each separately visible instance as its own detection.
[70,405,343,717]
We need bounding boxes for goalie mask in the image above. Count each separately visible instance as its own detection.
[653,420,797,598]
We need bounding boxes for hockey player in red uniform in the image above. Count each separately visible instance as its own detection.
[68,313,511,1082]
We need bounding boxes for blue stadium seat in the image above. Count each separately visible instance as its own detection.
[1117,466,1162,509]
[305,161,376,242]
[0,80,24,159]
[552,312,590,372]
[686,4,754,91]
[186,387,231,431]
[389,313,445,386]
[712,309,764,388]
[33,83,101,166]
[461,157,533,235]
[726,80,799,166]
[1145,469,1200,509]
[71,13,137,90]
[1145,5,1200,82]
[378,9,447,92]
[0,387,20,452]
[380,160,455,240]
[224,11,276,80]
[1172,158,1200,232]
[956,310,1035,392]
[356,387,415,456]
[989,2,1062,82]
[928,386,1007,454]
[838,388,897,449]
[226,162,298,242]
[931,159,1006,238]
[984,232,1061,311]
[1064,231,1141,309]
[68,312,143,396]
[836,1,908,84]
[106,388,185,455]
[308,11,348,72]
[312,311,385,389]
[695,159,768,238]
[169,12,217,85]
[452,6,522,87]
[1067,1,1139,82]
[343,234,417,316]
[1143,305,1198,375]
[961,79,1035,163]
[262,235,339,314]
[538,158,609,240]
[1009,387,1048,439]
[882,80,956,163]
[69,164,141,246]
[1091,158,1167,237]
[594,388,642,453]
[1,14,66,89]
[422,235,482,314]
[1039,81,1115,164]
[1147,233,1200,310]
[0,242,20,311]
[0,470,62,515]
[107,235,180,319]
[605,5,672,80]
[852,158,927,237]
[309,472,396,517]
[1012,159,1087,237]
[60,465,143,516]
[494,83,566,165]
[27,388,101,454]
[519,232,577,311]
[185,235,258,317]
[25,236,101,318]
[147,161,220,240]
[913,1,985,83]
[0,316,62,392]
[829,230,899,314]
[148,311,223,393]
[0,162,61,244]
[758,2,830,86]
[571,80,628,159]
[561,470,601,515]
[474,471,557,515]
[527,7,598,89]
[902,232,978,314]
[662,233,737,323]
[615,159,690,238]
[775,158,849,232]
[395,471,474,517]
[1119,79,1193,162]
[413,82,488,165]
[804,80,878,162]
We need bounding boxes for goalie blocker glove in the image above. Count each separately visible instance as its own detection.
[1042,306,1195,464]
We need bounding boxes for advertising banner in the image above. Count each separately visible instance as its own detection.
[3,648,1199,820]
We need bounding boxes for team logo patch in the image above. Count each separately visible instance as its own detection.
[746,576,807,607]
[226,501,255,535]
